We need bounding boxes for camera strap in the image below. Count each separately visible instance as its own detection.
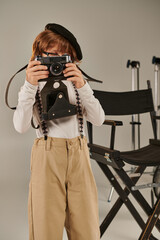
[5,64,28,110]
[77,66,103,83]
[36,76,84,139]
[71,81,84,138]
[5,64,103,110]
[5,64,102,139]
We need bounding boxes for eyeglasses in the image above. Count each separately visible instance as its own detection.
[43,51,63,57]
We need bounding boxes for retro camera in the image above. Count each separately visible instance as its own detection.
[35,54,72,77]
[34,54,76,121]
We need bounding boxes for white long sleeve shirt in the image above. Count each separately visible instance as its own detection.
[13,79,105,139]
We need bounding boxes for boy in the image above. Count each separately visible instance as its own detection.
[13,23,105,240]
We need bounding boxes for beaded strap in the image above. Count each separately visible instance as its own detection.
[35,86,48,140]
[35,81,83,140]
[71,82,84,138]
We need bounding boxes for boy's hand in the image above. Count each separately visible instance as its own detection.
[26,60,49,86]
[63,63,86,89]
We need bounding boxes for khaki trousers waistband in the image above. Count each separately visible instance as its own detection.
[33,135,87,151]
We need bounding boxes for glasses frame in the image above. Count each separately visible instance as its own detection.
[43,51,60,56]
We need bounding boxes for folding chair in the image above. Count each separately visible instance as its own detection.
[87,80,160,240]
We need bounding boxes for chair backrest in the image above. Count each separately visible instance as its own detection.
[93,88,155,115]
[90,87,157,140]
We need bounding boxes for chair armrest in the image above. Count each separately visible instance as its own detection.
[87,119,122,151]
[88,143,120,157]
[153,116,160,120]
[102,119,123,150]
[88,143,124,169]
[103,119,123,126]
[149,139,160,146]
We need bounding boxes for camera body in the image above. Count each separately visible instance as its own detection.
[35,54,72,77]
[34,54,76,121]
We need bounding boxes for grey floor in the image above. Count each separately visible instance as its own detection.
[1,165,160,240]
[62,165,159,240]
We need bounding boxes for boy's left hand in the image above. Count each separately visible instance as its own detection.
[63,63,86,89]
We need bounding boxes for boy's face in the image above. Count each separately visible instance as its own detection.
[42,44,67,57]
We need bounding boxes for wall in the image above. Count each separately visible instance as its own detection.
[0,0,160,239]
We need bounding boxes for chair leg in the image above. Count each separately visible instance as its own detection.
[114,167,160,232]
[98,163,149,236]
[151,189,155,208]
[107,167,137,203]
[100,165,146,235]
[138,198,160,240]
[98,162,159,239]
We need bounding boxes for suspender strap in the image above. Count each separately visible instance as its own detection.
[5,64,28,110]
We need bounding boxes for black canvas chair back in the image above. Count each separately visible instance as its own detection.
[88,87,157,145]
[87,82,160,240]
[93,88,154,115]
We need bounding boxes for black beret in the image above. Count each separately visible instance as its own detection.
[45,23,83,61]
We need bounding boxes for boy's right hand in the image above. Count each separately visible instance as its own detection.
[26,60,49,86]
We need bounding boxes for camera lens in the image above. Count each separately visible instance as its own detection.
[50,62,63,76]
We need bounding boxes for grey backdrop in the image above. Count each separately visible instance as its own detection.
[1,0,160,239]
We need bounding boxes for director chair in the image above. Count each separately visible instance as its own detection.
[87,80,160,240]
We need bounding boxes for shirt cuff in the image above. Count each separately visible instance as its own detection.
[77,80,93,98]
[24,79,38,91]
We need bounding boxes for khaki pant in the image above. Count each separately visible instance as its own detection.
[28,135,100,240]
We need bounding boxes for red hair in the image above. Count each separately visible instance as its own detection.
[31,29,79,63]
